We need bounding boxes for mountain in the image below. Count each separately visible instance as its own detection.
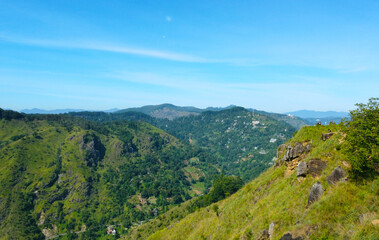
[285,110,349,119]
[249,109,309,129]
[0,109,219,239]
[20,108,120,114]
[153,107,296,181]
[130,123,378,240]
[116,104,203,120]
[70,107,297,182]
[284,110,349,126]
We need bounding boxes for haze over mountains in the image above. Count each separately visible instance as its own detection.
[19,104,348,125]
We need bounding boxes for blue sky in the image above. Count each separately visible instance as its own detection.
[0,0,378,112]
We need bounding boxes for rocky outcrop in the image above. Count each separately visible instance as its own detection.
[308,159,327,177]
[327,166,346,185]
[276,142,312,166]
[307,182,324,207]
[296,162,307,177]
[322,132,334,141]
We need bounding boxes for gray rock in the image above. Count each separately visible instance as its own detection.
[268,222,275,239]
[297,162,308,177]
[327,166,346,185]
[322,132,334,141]
[308,159,327,177]
[304,143,312,153]
[282,142,305,162]
[307,182,324,206]
[292,142,304,159]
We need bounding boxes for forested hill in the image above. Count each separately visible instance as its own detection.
[0,109,219,239]
[69,107,297,182]
[137,99,379,240]
[155,107,297,181]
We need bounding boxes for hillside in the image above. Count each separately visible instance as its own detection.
[70,107,297,182]
[0,109,218,239]
[155,107,296,181]
[138,123,378,240]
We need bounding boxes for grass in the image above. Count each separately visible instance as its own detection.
[144,124,378,240]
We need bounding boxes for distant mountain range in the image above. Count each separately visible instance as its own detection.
[20,108,120,114]
[285,110,349,125]
[285,110,349,118]
[19,105,348,126]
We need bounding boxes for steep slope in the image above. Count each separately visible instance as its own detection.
[0,109,218,239]
[144,124,378,240]
[156,107,296,181]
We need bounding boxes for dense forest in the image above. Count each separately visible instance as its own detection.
[0,109,219,239]
[70,107,297,181]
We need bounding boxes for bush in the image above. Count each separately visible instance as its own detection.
[344,98,379,181]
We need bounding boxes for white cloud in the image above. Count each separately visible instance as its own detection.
[0,34,215,63]
[166,16,172,22]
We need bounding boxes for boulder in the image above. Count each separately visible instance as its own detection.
[327,166,346,185]
[292,142,304,159]
[307,182,324,206]
[304,143,312,153]
[308,159,327,177]
[282,142,305,162]
[322,132,334,141]
[297,162,308,177]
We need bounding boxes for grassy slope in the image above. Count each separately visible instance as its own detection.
[0,117,215,239]
[146,124,378,240]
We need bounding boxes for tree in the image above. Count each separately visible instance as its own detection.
[344,98,379,181]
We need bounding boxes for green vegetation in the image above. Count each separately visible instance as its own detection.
[146,121,378,240]
[69,107,296,182]
[344,98,379,181]
[156,107,296,181]
[0,110,218,239]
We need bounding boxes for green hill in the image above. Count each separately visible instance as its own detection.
[0,109,219,239]
[155,107,296,182]
[131,100,379,240]
[70,107,297,182]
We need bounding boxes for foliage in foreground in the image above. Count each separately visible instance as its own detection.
[344,98,379,181]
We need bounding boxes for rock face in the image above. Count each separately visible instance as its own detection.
[276,142,312,166]
[282,142,304,161]
[297,162,308,177]
[307,182,324,206]
[308,159,327,177]
[327,166,346,185]
[322,132,334,141]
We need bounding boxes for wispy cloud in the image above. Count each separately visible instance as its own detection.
[0,34,216,63]
[165,16,172,22]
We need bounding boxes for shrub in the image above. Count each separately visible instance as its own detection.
[344,98,379,181]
